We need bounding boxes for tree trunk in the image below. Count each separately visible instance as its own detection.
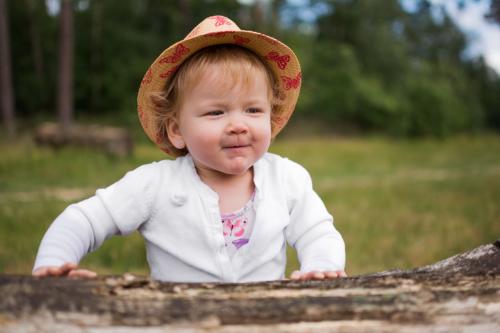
[25,0,45,95]
[0,0,16,139]
[1,241,499,332]
[252,0,265,31]
[89,0,103,113]
[270,0,284,36]
[57,0,74,131]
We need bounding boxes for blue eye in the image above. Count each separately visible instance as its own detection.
[247,108,261,114]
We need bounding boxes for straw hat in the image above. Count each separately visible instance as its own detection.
[137,15,301,155]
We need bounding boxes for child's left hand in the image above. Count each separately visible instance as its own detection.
[289,270,347,281]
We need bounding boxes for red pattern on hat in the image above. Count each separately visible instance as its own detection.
[205,31,227,38]
[159,65,179,79]
[185,26,201,39]
[141,68,153,85]
[159,44,190,64]
[281,72,302,90]
[233,35,250,45]
[266,51,290,70]
[138,105,148,128]
[257,33,278,45]
[210,16,232,27]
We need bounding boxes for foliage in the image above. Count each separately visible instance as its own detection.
[293,0,494,136]
[3,0,500,136]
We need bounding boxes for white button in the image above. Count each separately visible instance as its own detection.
[170,194,187,206]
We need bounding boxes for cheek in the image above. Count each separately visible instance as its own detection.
[262,126,272,143]
[254,117,272,148]
[183,125,220,152]
[262,115,272,138]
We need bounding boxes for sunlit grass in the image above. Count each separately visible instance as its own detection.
[272,134,500,275]
[1,134,499,277]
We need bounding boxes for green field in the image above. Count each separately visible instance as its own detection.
[1,134,499,277]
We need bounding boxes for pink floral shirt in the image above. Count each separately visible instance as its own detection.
[220,192,256,258]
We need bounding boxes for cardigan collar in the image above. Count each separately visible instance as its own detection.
[174,154,265,207]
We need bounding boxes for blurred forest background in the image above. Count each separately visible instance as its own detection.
[2,0,500,136]
[1,0,499,276]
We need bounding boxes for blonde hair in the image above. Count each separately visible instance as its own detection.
[150,44,282,157]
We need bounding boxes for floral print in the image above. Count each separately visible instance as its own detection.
[220,193,255,258]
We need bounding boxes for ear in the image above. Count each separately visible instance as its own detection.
[166,117,186,149]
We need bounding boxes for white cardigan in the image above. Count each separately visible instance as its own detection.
[33,153,345,282]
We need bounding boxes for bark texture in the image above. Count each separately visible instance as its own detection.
[0,0,16,138]
[57,0,74,130]
[1,241,499,333]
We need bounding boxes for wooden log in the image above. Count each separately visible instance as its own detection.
[34,122,133,157]
[1,241,499,332]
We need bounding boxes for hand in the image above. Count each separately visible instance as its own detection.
[290,270,347,281]
[32,262,97,278]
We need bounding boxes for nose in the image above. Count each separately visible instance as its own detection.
[226,113,248,135]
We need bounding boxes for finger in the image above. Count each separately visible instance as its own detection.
[49,262,77,276]
[290,270,302,280]
[58,263,78,275]
[60,262,78,271]
[47,266,64,276]
[47,263,78,276]
[324,271,339,279]
[68,269,97,278]
[32,268,50,277]
[300,271,320,281]
[312,271,325,280]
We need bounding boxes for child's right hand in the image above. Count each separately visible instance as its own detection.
[32,262,97,278]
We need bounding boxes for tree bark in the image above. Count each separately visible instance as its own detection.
[25,0,45,95]
[0,0,16,139]
[89,0,103,113]
[57,0,74,131]
[270,0,284,36]
[252,0,265,31]
[1,241,499,332]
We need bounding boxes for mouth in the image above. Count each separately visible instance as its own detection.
[222,144,251,152]
[224,144,250,149]
[222,141,251,148]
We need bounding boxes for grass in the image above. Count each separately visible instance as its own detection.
[1,134,499,277]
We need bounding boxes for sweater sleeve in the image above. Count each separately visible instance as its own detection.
[32,162,162,272]
[284,159,346,272]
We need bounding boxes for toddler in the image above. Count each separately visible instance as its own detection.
[33,15,346,282]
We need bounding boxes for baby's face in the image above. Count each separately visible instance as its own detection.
[170,63,272,178]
